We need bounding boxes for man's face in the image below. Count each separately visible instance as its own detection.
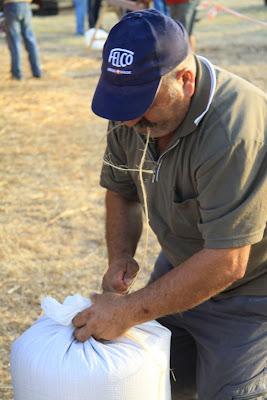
[123,73,192,138]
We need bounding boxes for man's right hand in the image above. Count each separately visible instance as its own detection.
[102,256,140,294]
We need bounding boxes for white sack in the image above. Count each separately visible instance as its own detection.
[84,28,108,49]
[11,294,172,400]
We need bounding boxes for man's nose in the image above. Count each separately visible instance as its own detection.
[123,117,142,127]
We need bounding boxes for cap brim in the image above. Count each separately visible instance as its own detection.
[91,74,161,121]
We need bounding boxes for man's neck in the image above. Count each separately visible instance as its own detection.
[156,131,176,154]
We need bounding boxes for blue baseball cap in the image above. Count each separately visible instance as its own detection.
[91,9,189,121]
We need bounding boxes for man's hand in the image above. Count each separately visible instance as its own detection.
[72,292,132,342]
[102,256,140,293]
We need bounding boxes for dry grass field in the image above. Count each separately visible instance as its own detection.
[0,1,266,398]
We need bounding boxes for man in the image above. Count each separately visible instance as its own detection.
[3,0,41,80]
[73,0,87,35]
[87,0,101,30]
[73,10,267,400]
[167,0,200,50]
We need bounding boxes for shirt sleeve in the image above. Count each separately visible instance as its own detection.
[196,139,267,248]
[100,121,139,201]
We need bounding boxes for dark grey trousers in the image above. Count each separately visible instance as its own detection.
[150,252,267,400]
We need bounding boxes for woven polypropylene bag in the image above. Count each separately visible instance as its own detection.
[11,294,172,400]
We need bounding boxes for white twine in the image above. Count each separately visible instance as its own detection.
[105,124,152,269]
[138,129,151,268]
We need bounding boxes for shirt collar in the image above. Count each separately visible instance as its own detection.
[171,55,216,140]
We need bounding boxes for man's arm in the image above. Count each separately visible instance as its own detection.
[102,189,143,293]
[127,245,251,321]
[73,244,251,341]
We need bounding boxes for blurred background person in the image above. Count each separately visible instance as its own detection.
[167,0,199,50]
[3,0,42,80]
[87,0,101,29]
[153,0,169,16]
[73,0,87,35]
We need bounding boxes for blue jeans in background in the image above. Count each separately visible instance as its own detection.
[153,0,169,16]
[4,2,41,79]
[73,0,87,35]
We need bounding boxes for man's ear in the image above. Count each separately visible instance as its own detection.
[176,69,195,97]
[183,70,195,97]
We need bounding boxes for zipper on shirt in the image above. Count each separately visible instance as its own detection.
[138,134,181,183]
[153,139,181,183]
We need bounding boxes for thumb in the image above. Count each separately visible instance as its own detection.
[124,261,139,284]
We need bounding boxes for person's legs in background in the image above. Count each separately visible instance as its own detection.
[20,3,41,78]
[3,2,22,79]
[153,0,169,16]
[88,0,102,29]
[74,0,87,35]
[168,0,200,51]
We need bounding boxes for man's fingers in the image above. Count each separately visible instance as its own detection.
[72,309,90,327]
[74,326,93,342]
[124,261,139,284]
[102,285,124,293]
[72,313,84,327]
[102,269,127,293]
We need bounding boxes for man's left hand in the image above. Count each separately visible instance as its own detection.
[72,292,131,342]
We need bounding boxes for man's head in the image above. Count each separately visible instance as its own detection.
[124,55,196,137]
[92,9,196,137]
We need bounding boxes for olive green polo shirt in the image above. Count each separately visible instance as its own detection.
[100,56,267,297]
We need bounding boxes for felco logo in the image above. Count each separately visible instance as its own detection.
[108,48,134,67]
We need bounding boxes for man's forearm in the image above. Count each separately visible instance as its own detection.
[74,239,251,341]
[125,246,251,325]
[106,190,143,262]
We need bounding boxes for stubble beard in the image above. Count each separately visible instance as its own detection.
[133,101,190,138]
